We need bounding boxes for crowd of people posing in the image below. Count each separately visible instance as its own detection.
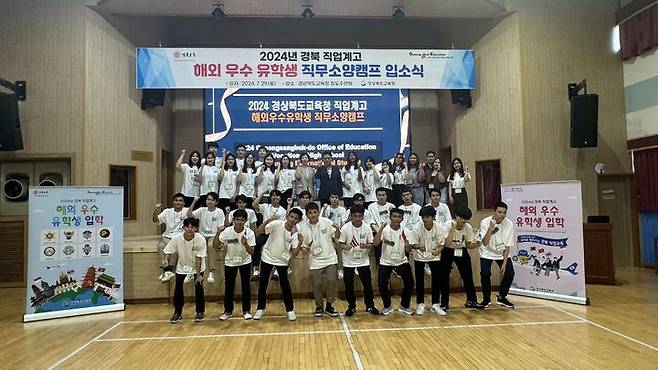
[154,144,515,324]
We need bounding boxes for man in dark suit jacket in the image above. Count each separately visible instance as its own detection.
[316,151,343,206]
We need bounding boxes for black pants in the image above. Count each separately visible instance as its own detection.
[414,260,441,305]
[440,248,478,307]
[391,184,406,207]
[252,234,269,269]
[343,265,375,309]
[343,197,354,209]
[451,189,468,215]
[224,263,252,313]
[378,263,414,309]
[174,273,205,314]
[480,258,515,302]
[373,241,382,267]
[257,262,294,312]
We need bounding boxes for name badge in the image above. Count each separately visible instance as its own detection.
[454,248,463,257]
[353,250,363,259]
[312,247,323,256]
[225,184,234,191]
[454,188,463,194]
[233,256,244,263]
[390,252,401,260]
[428,183,435,189]
[281,250,291,260]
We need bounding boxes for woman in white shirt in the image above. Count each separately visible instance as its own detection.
[378,160,394,203]
[196,152,220,207]
[256,154,276,202]
[448,157,471,215]
[275,154,296,207]
[295,152,316,199]
[362,157,379,208]
[391,152,406,207]
[175,149,201,207]
[218,152,239,210]
[341,151,364,209]
[236,153,257,207]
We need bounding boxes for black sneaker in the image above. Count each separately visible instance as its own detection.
[440,305,449,313]
[479,300,492,308]
[170,312,182,324]
[465,300,485,310]
[195,312,205,322]
[314,306,323,317]
[366,306,380,315]
[496,296,515,308]
[325,304,339,317]
[345,306,357,317]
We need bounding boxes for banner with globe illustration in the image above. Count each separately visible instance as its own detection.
[23,187,124,322]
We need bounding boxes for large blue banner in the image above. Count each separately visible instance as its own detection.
[204,88,409,165]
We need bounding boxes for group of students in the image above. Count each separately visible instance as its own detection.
[154,145,516,323]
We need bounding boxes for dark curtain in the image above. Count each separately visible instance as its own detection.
[620,3,658,60]
[634,148,658,212]
[482,162,501,210]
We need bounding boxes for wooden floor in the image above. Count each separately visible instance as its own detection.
[3,267,657,369]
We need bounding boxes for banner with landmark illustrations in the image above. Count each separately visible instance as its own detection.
[23,187,124,322]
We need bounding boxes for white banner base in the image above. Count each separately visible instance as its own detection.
[510,288,588,305]
[23,303,125,323]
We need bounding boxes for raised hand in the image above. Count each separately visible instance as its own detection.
[287,198,294,207]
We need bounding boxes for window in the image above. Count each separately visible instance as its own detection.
[109,165,136,220]
[476,160,501,211]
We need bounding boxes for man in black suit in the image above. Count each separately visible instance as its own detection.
[315,151,343,206]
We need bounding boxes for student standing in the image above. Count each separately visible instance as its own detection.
[391,153,406,207]
[315,151,343,206]
[448,158,471,214]
[373,208,415,315]
[398,188,422,231]
[153,193,188,282]
[367,187,395,267]
[218,151,239,210]
[197,152,220,206]
[322,193,348,280]
[215,209,256,320]
[175,149,201,207]
[275,155,296,207]
[228,195,258,233]
[377,160,394,203]
[294,152,316,199]
[362,157,379,208]
[341,151,364,209]
[164,217,206,323]
[255,154,276,202]
[251,190,288,281]
[187,192,226,284]
[425,158,447,204]
[253,208,304,321]
[236,153,257,207]
[404,153,425,206]
[423,188,452,276]
[235,144,247,169]
[478,201,516,308]
[254,146,268,167]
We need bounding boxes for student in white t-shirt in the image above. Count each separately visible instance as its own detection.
[234,144,247,169]
[197,152,221,206]
[153,193,188,283]
[217,151,239,210]
[421,188,453,276]
[362,157,380,207]
[300,202,341,317]
[367,187,395,267]
[254,208,304,321]
[408,206,447,316]
[341,152,364,209]
[477,201,515,308]
[398,188,422,230]
[254,146,268,168]
[187,192,227,285]
[377,160,394,203]
[252,190,290,281]
[275,155,296,207]
[255,154,276,201]
[373,208,415,316]
[163,217,207,323]
[291,191,312,229]
[322,193,348,280]
[338,205,380,317]
[448,157,471,215]
[214,209,256,321]
[228,195,258,233]
[175,149,201,207]
[441,207,483,311]
[236,154,258,206]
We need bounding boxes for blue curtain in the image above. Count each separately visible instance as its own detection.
[640,212,658,267]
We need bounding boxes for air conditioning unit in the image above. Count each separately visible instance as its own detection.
[34,160,70,187]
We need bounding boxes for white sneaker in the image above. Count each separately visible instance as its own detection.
[184,274,194,284]
[399,306,414,315]
[415,303,425,315]
[161,271,175,283]
[381,306,394,316]
[287,311,297,321]
[253,309,265,320]
[219,312,232,321]
[207,271,216,284]
[338,269,344,280]
[424,264,432,276]
[243,312,253,320]
[431,303,447,316]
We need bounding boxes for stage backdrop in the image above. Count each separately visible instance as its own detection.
[501,181,587,305]
[204,88,409,165]
[23,187,125,322]
[136,47,475,89]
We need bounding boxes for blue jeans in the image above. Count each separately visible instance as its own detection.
[480,257,515,302]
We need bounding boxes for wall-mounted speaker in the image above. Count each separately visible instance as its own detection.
[0,93,23,151]
[450,89,472,108]
[141,89,166,110]
[570,94,598,148]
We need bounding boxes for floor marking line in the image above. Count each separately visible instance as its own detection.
[339,314,365,370]
[47,321,122,370]
[96,329,346,342]
[348,320,585,333]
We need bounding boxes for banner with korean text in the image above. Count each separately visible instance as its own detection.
[136,48,475,89]
[23,187,125,322]
[501,181,587,305]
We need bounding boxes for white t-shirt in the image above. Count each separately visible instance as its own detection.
[367,202,395,228]
[228,208,258,226]
[238,169,257,198]
[261,220,300,266]
[218,169,239,199]
[426,202,452,224]
[347,208,373,227]
[378,172,393,190]
[301,217,338,270]
[276,168,296,192]
[257,167,276,197]
[179,163,200,197]
[379,225,409,266]
[393,167,405,185]
[478,216,515,260]
[363,169,377,202]
[158,208,189,239]
[200,165,220,195]
[322,205,348,226]
[219,226,256,267]
[192,207,225,237]
[409,221,446,262]
[339,222,373,268]
[341,166,363,198]
[399,203,422,230]
[449,172,466,190]
[235,157,245,169]
[259,203,287,222]
[163,233,207,274]
[444,220,476,251]
[292,206,308,228]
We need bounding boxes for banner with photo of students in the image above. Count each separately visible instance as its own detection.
[501,181,587,305]
[23,187,125,322]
